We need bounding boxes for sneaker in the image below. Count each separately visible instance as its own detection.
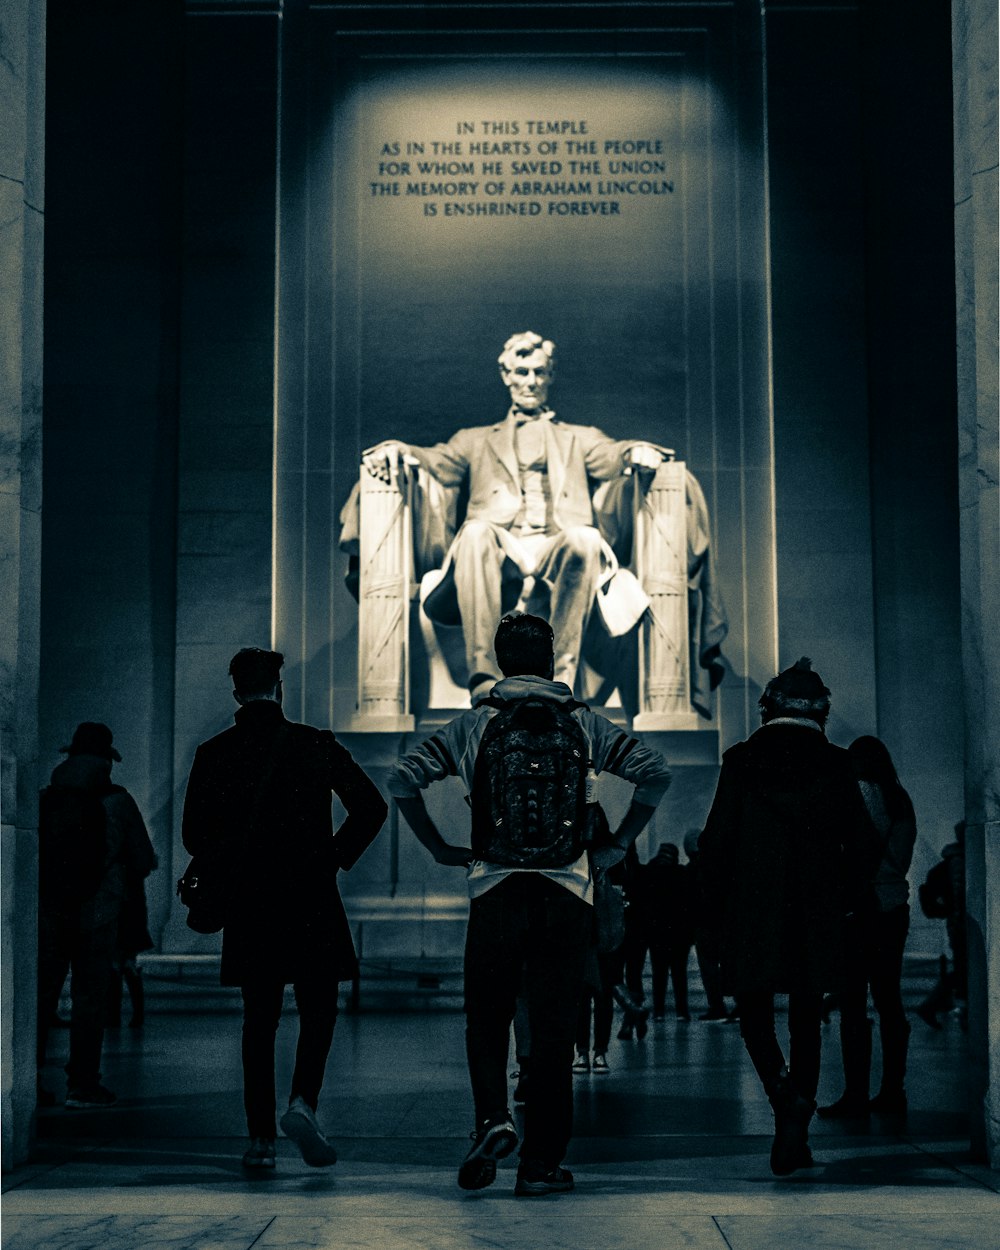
[816,1093,870,1121]
[571,1051,590,1074]
[515,1161,574,1196]
[65,1085,117,1109]
[869,1088,907,1116]
[279,1096,338,1167]
[241,1137,276,1170]
[457,1115,518,1190]
[591,1052,610,1074]
[769,1077,815,1177]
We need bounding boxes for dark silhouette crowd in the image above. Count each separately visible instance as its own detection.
[36,620,955,1191]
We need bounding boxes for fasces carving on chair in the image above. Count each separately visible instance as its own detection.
[338,332,727,728]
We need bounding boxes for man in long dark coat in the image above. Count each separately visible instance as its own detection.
[182,648,387,1171]
[698,657,876,1176]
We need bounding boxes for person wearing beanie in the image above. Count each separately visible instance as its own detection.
[698,658,877,1176]
[37,723,156,1108]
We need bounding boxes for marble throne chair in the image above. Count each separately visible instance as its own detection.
[342,456,708,733]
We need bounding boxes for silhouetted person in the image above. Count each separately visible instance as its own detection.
[916,821,967,1029]
[683,828,733,1021]
[699,658,875,1176]
[37,722,156,1108]
[818,735,917,1120]
[392,612,670,1196]
[107,846,158,1029]
[574,805,630,1074]
[614,851,651,1040]
[182,648,387,1171]
[641,843,694,1021]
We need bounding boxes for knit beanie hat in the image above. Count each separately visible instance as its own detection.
[759,657,831,718]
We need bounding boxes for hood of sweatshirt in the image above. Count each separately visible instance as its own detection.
[488,674,578,705]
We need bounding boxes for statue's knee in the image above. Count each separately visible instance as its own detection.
[455,519,498,553]
[562,526,603,563]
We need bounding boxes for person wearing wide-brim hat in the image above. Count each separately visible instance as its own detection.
[698,658,878,1177]
[37,721,156,1109]
[60,721,123,762]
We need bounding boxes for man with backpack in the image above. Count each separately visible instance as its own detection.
[37,722,156,1108]
[391,612,671,1196]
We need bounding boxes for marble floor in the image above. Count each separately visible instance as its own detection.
[5,993,998,1248]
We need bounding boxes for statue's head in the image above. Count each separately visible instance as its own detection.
[498,331,555,414]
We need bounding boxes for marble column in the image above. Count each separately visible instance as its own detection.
[0,0,45,1167]
[952,0,1000,1167]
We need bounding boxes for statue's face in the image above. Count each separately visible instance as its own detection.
[501,347,553,413]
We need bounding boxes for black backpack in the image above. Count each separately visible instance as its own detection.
[470,697,589,868]
[38,786,108,905]
[918,859,951,920]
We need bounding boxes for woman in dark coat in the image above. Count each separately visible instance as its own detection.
[182,648,387,1170]
[699,658,876,1176]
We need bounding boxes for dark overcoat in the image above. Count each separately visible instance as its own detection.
[181,701,387,987]
[698,723,876,997]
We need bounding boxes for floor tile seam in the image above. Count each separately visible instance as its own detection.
[904,1137,1000,1193]
[710,1214,736,1248]
[245,1213,278,1247]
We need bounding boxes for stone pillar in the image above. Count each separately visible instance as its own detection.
[952,0,1000,1166]
[0,0,45,1167]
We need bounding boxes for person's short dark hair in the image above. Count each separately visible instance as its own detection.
[493,613,554,679]
[229,647,284,697]
[758,656,831,728]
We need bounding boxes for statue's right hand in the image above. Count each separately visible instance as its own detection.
[362,440,411,483]
[435,844,473,868]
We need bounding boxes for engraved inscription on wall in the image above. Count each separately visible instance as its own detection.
[369,118,675,220]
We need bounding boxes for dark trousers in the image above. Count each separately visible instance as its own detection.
[37,907,117,1089]
[839,903,911,1096]
[240,978,338,1139]
[650,938,691,1016]
[575,951,618,1053]
[694,926,727,1013]
[465,875,592,1167]
[622,911,648,1002]
[737,990,824,1104]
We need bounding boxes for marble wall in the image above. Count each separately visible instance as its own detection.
[39,3,185,954]
[766,0,966,955]
[0,0,45,1168]
[952,0,1000,1166]
[163,11,279,951]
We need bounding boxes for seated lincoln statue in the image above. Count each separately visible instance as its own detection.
[340,331,727,715]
